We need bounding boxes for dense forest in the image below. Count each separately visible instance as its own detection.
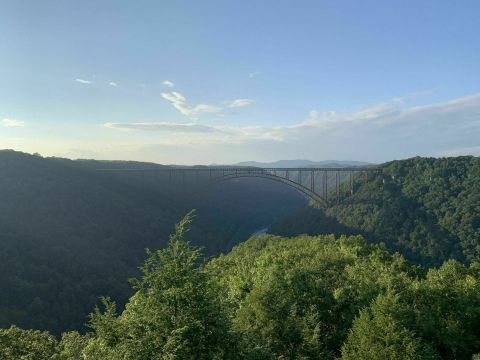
[271,156,480,266]
[2,212,480,359]
[0,150,304,334]
[1,151,479,359]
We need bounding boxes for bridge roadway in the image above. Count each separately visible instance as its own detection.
[98,166,382,207]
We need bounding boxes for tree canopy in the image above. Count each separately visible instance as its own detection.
[272,156,480,266]
[2,219,480,359]
[1,153,479,359]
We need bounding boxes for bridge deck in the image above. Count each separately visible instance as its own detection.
[96,166,383,207]
[98,167,382,172]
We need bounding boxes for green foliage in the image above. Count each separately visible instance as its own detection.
[2,229,480,359]
[405,260,480,359]
[382,156,480,263]
[272,156,480,266]
[1,153,480,359]
[84,211,234,359]
[209,234,480,359]
[0,325,58,360]
[55,331,90,360]
[342,260,480,360]
[208,234,415,359]
[341,294,438,360]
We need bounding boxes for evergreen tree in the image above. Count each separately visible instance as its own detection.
[84,211,234,359]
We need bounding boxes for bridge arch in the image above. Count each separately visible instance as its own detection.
[96,166,382,207]
[210,172,328,206]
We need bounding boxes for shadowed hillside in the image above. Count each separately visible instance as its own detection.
[0,150,305,334]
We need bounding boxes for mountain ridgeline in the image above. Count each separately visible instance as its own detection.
[233,159,371,168]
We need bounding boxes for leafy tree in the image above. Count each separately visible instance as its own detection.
[341,294,438,360]
[405,260,480,359]
[55,331,90,359]
[84,211,234,359]
[0,325,58,360]
[2,231,480,359]
[208,234,415,359]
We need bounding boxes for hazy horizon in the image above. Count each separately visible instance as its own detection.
[6,148,480,168]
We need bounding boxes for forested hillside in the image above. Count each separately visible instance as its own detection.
[271,156,480,266]
[0,150,304,334]
[1,152,479,353]
[2,214,480,359]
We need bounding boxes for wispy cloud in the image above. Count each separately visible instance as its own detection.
[97,92,480,163]
[109,93,480,161]
[227,99,255,108]
[162,80,174,88]
[2,118,25,127]
[75,78,92,84]
[103,122,219,133]
[161,91,222,118]
[109,81,117,87]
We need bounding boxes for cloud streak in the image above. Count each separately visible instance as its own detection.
[228,99,255,108]
[105,92,480,162]
[75,78,92,84]
[2,118,25,127]
[103,122,220,133]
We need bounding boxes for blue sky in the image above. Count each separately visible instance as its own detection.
[1,0,479,164]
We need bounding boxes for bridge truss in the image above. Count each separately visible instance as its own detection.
[99,167,382,207]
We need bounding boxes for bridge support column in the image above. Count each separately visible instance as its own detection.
[310,170,314,191]
[336,171,340,203]
[350,171,353,194]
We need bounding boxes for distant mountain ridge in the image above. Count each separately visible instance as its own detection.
[232,159,372,168]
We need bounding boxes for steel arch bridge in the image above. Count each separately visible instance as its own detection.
[98,167,382,206]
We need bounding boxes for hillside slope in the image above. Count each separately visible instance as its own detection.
[0,150,305,333]
[271,156,480,265]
